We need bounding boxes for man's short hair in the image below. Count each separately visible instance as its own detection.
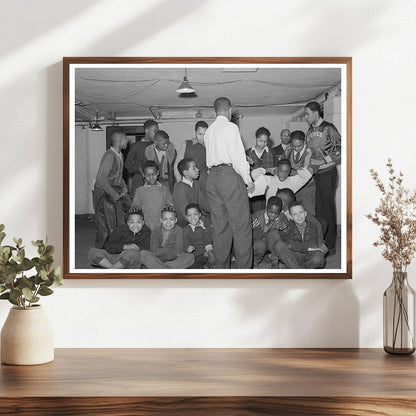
[142,160,159,173]
[255,127,271,138]
[143,119,158,131]
[277,158,291,170]
[305,101,323,118]
[281,129,290,136]
[290,130,306,142]
[267,196,282,211]
[276,188,296,203]
[185,202,202,215]
[177,158,194,177]
[110,129,125,145]
[154,130,169,141]
[288,200,305,213]
[195,121,208,131]
[214,97,232,114]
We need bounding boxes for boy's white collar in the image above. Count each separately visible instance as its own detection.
[182,178,193,187]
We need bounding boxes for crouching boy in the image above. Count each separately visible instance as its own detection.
[183,203,215,268]
[277,201,328,269]
[252,196,290,267]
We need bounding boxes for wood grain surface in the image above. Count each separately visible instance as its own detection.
[1,348,414,415]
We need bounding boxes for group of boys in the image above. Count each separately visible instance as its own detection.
[89,97,341,270]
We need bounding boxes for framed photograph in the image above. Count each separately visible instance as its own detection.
[63,57,352,279]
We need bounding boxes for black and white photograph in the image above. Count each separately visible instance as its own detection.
[64,58,351,278]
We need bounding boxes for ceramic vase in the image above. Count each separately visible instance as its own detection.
[1,305,54,365]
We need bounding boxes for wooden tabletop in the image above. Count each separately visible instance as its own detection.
[1,348,416,415]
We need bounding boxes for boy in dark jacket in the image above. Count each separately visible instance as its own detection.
[88,207,150,269]
[182,203,215,269]
[277,201,327,269]
[252,196,290,267]
[139,205,195,269]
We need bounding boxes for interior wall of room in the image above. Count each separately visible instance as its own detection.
[1,0,416,348]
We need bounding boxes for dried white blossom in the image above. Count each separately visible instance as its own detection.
[366,159,416,272]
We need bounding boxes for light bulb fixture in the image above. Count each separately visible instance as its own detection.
[90,111,103,132]
[176,68,195,94]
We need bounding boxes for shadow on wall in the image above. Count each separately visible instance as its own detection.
[289,0,393,52]
[80,0,204,56]
[233,280,359,348]
[46,0,204,264]
[1,0,101,57]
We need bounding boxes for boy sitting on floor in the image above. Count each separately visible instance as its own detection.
[87,207,151,269]
[276,201,328,269]
[252,196,290,268]
[139,204,195,269]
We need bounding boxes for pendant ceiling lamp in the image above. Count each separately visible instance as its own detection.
[176,68,195,94]
[90,111,103,132]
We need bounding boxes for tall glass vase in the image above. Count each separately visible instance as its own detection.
[383,271,415,355]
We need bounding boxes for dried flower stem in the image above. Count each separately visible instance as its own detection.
[366,159,416,272]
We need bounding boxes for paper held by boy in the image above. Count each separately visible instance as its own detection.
[249,168,268,198]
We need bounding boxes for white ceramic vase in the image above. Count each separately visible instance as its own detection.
[1,305,54,365]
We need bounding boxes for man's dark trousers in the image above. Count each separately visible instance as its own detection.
[206,165,253,269]
[315,167,338,250]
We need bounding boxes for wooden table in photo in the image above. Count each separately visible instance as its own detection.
[0,348,415,415]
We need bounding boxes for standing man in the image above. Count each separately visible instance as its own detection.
[271,129,291,165]
[204,97,254,269]
[93,130,130,248]
[125,119,158,196]
[304,101,341,255]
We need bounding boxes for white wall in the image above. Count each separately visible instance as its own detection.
[1,0,416,348]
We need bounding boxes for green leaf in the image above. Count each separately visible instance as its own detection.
[9,288,21,301]
[32,240,43,247]
[22,287,34,301]
[45,245,55,256]
[16,276,35,291]
[20,258,34,271]
[8,297,18,306]
[50,267,63,285]
[38,287,53,296]
[17,248,25,263]
[0,285,6,293]
[0,232,6,244]
[39,270,48,281]
[0,224,4,232]
[13,237,22,248]
[0,289,8,297]
[1,271,17,285]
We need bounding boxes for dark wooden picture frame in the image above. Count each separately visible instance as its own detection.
[63,57,352,279]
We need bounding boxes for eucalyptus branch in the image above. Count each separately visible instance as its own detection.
[0,225,62,309]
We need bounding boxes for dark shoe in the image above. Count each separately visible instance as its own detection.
[328,248,336,256]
